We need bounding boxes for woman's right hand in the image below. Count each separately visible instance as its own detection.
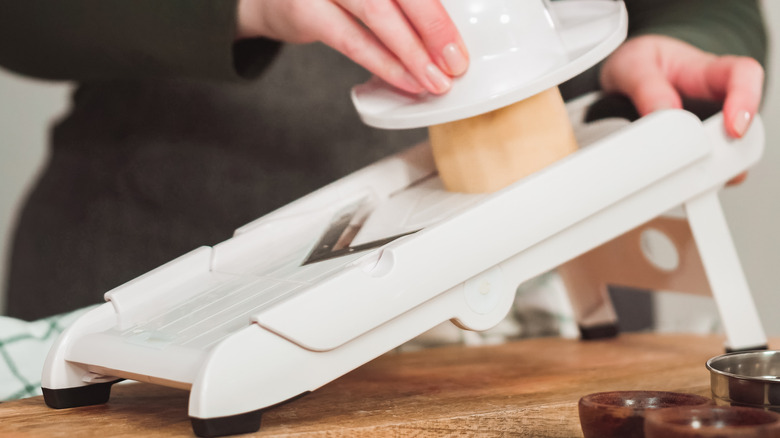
[600,35,764,185]
[237,0,469,95]
[600,35,764,140]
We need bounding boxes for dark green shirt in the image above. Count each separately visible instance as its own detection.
[0,0,767,319]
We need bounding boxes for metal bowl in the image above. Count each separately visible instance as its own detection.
[707,350,780,412]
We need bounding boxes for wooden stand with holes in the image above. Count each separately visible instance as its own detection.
[558,183,768,352]
[557,216,713,337]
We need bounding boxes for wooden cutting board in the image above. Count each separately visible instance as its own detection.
[1,333,767,437]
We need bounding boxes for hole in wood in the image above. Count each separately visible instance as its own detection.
[640,228,680,272]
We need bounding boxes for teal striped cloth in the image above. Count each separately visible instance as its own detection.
[0,306,95,401]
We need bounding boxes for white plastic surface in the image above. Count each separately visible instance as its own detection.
[253,111,713,352]
[41,304,118,391]
[352,0,628,129]
[684,190,767,350]
[42,108,767,422]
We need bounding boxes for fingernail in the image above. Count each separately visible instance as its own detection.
[425,63,452,94]
[727,171,749,186]
[442,43,468,76]
[733,110,752,137]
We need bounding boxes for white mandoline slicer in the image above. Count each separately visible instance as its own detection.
[41,1,768,437]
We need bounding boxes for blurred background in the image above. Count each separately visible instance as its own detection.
[1,2,779,336]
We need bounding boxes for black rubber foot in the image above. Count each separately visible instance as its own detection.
[726,344,769,353]
[190,391,310,437]
[191,410,263,438]
[579,323,620,340]
[42,380,121,409]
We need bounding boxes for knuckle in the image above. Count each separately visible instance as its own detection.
[286,0,308,17]
[723,55,762,72]
[285,0,316,29]
[742,57,764,74]
[398,0,454,41]
[725,56,765,84]
[623,35,658,54]
[280,0,319,42]
[419,14,452,39]
[361,0,393,26]
[335,29,368,60]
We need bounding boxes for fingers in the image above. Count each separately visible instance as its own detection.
[664,49,763,138]
[600,38,683,116]
[304,1,427,94]
[669,53,763,138]
[337,0,450,94]
[727,171,749,186]
[243,0,468,95]
[395,0,469,76]
[602,35,765,138]
[622,73,684,116]
[707,57,764,138]
[338,0,468,95]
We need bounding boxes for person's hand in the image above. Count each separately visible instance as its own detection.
[237,0,470,95]
[600,35,764,185]
[600,35,764,139]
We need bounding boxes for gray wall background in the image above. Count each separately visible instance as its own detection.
[1,3,780,333]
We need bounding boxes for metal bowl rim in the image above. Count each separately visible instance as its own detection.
[706,350,780,383]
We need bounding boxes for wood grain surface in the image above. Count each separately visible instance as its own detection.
[0,333,765,437]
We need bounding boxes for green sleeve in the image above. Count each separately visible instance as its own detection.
[626,0,767,65]
[0,0,280,81]
[561,0,768,99]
